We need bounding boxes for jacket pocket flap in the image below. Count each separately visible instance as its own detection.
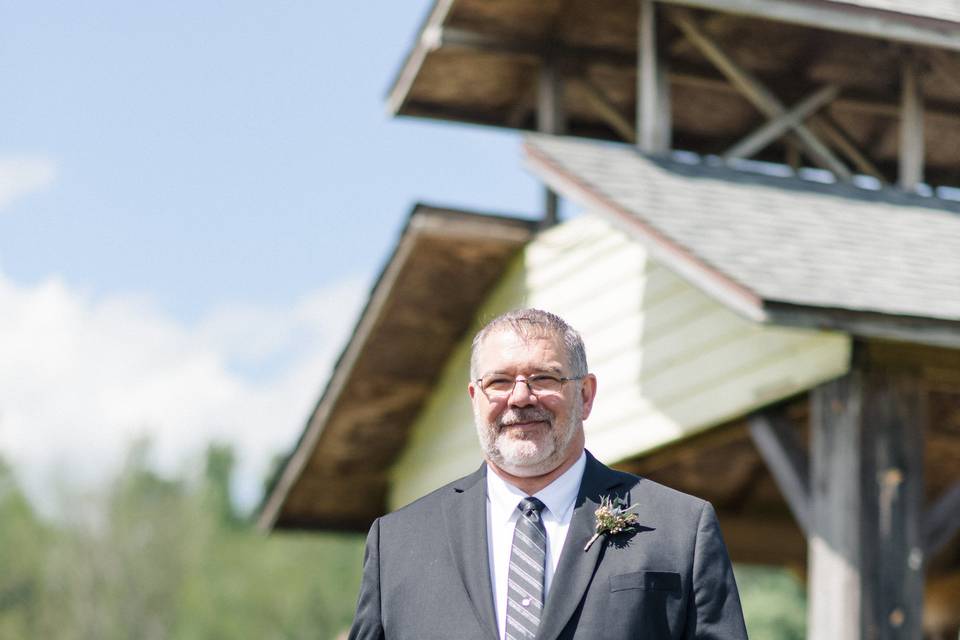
[610,571,681,592]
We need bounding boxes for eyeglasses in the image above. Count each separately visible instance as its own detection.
[475,373,584,399]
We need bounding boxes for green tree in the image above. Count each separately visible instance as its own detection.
[0,457,47,639]
[735,565,807,639]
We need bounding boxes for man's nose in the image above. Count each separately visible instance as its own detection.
[507,378,538,406]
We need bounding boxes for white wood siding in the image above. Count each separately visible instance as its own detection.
[389,215,851,509]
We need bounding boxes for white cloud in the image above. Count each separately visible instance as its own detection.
[0,156,57,211]
[0,270,366,514]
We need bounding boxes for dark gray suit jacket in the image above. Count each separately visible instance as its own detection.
[349,451,748,639]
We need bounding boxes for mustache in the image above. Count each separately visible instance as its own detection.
[497,408,553,428]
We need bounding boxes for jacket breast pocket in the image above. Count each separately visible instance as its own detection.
[609,570,681,593]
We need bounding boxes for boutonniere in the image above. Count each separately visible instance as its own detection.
[584,495,639,551]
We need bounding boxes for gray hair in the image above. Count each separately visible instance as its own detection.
[469,308,588,379]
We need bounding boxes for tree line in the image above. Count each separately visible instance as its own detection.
[0,441,804,639]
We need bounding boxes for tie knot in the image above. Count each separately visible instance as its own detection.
[519,496,546,516]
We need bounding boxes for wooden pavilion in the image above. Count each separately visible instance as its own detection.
[261,2,960,638]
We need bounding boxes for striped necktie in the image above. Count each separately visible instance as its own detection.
[505,496,547,640]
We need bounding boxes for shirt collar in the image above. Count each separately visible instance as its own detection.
[486,451,587,525]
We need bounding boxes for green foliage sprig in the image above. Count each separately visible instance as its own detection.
[584,495,639,551]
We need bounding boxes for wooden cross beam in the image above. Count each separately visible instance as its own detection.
[748,409,811,536]
[725,84,839,161]
[668,9,852,180]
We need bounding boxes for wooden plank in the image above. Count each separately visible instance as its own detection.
[637,0,671,153]
[899,55,925,191]
[923,481,960,557]
[433,25,636,68]
[748,409,811,536]
[668,9,852,180]
[725,84,839,160]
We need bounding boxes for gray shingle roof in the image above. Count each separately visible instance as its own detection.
[524,134,960,323]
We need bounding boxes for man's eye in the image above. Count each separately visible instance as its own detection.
[529,375,561,384]
[484,377,514,390]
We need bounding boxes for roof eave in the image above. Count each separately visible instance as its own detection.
[765,302,960,350]
[257,204,536,532]
[385,0,456,117]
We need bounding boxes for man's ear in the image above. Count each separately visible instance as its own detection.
[468,381,477,400]
[580,373,597,420]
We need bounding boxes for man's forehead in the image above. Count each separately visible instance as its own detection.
[476,328,566,360]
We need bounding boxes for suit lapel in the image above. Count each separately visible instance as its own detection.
[441,465,499,640]
[536,452,627,640]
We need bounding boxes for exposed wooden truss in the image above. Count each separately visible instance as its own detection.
[668,8,852,179]
[725,84,838,160]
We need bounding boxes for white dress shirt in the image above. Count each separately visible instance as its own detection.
[485,451,586,640]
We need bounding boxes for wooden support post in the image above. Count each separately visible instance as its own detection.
[538,54,565,226]
[748,410,811,536]
[637,0,671,153]
[809,362,925,640]
[669,9,852,180]
[899,54,925,191]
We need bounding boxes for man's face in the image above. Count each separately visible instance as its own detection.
[468,329,596,478]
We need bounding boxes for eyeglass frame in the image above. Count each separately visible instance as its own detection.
[473,373,586,399]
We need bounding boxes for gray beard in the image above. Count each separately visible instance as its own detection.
[474,404,581,477]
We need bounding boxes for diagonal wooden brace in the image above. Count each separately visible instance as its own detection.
[577,77,637,143]
[725,84,839,160]
[748,409,811,536]
[923,481,960,557]
[670,9,852,180]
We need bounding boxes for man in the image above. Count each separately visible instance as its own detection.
[349,309,748,639]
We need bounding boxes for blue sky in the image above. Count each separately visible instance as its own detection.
[0,2,545,510]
